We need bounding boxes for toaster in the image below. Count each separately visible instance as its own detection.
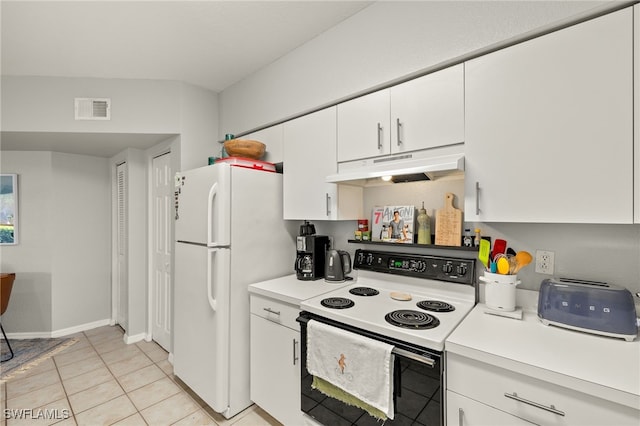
[538,278,638,342]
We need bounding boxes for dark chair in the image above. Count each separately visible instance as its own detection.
[1,273,16,362]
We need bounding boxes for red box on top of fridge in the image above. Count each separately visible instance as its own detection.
[215,156,276,172]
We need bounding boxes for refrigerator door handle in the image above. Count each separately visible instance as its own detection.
[207,250,217,312]
[207,183,218,246]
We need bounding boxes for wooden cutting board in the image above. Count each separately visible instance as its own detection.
[435,193,462,246]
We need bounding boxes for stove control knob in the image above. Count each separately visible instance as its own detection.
[442,263,453,274]
[366,253,374,265]
[417,261,427,272]
[357,252,365,264]
[456,264,467,276]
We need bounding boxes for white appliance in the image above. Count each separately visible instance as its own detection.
[173,162,294,419]
[299,249,476,425]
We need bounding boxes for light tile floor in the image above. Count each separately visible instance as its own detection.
[1,326,281,426]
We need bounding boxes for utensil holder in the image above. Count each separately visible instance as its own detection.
[480,272,521,312]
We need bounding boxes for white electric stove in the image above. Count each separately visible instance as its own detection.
[298,248,477,426]
[300,249,477,352]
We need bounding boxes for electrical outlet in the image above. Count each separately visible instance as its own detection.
[535,250,555,275]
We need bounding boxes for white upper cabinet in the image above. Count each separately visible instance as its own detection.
[635,5,640,224]
[283,107,362,221]
[390,64,464,154]
[464,8,633,223]
[337,64,464,163]
[337,89,391,162]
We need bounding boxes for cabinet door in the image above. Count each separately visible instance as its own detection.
[337,89,390,162]
[283,107,339,220]
[464,9,633,223]
[447,391,536,426]
[390,64,464,153]
[242,124,284,164]
[250,314,301,426]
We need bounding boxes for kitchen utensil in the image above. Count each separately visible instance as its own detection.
[223,139,266,159]
[508,255,518,274]
[435,193,462,246]
[538,278,637,341]
[513,251,533,274]
[491,239,507,260]
[496,257,510,274]
[325,249,352,283]
[506,247,516,257]
[478,239,490,269]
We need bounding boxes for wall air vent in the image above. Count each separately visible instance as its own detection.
[74,98,111,120]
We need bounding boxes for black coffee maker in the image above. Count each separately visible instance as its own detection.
[295,221,329,281]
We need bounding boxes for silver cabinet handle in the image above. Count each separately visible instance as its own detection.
[475,181,480,215]
[325,193,331,216]
[377,122,383,150]
[293,339,299,365]
[504,392,565,416]
[458,408,464,426]
[263,307,280,316]
[396,118,402,146]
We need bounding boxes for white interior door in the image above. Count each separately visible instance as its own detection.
[151,152,172,351]
[116,162,128,331]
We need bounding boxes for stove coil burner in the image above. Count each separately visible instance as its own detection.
[385,310,440,329]
[417,300,455,312]
[349,287,380,297]
[321,297,355,309]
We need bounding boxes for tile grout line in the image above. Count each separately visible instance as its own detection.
[82,328,150,426]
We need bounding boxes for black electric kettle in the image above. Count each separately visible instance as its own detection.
[325,250,352,283]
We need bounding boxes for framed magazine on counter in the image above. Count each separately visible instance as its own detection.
[371,205,415,243]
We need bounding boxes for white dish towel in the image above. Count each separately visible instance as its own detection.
[306,319,394,419]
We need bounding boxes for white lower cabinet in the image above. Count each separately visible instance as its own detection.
[446,352,640,426]
[447,391,535,426]
[250,294,301,425]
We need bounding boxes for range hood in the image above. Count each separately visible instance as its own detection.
[326,147,465,185]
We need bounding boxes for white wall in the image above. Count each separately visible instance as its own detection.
[219,1,613,135]
[0,76,219,172]
[0,151,53,333]
[1,76,181,134]
[179,82,219,171]
[51,152,111,331]
[0,151,112,334]
[1,76,218,335]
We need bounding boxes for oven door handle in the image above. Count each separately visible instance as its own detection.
[393,347,435,367]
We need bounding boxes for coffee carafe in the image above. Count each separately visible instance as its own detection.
[295,221,329,281]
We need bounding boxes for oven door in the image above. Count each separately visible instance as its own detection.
[298,312,443,426]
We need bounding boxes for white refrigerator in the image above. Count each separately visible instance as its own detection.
[173,162,295,419]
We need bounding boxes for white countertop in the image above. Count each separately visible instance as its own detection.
[248,274,351,307]
[446,299,640,410]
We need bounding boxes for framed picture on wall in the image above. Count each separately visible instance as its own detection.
[0,174,18,245]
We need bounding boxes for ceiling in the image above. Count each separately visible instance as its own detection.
[0,0,372,157]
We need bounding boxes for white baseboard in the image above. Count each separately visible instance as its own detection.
[123,332,146,345]
[6,318,113,339]
[3,331,51,339]
[168,352,174,365]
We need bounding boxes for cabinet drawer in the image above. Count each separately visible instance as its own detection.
[447,353,639,426]
[250,294,300,330]
[447,391,535,426]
